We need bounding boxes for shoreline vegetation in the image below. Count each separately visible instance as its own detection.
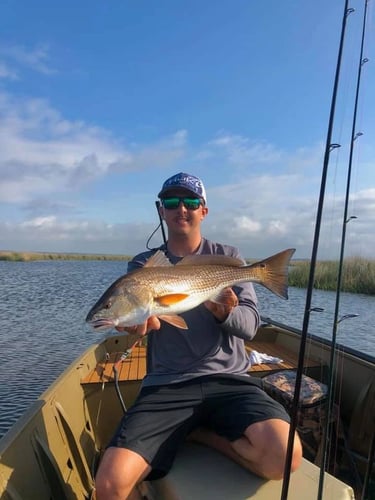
[0,250,132,262]
[1,251,374,296]
[288,257,375,296]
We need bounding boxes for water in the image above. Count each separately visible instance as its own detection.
[256,285,375,355]
[0,260,374,440]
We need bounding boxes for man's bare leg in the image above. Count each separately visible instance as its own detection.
[95,447,152,500]
[189,419,302,480]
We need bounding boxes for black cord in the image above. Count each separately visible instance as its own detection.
[113,363,127,414]
[145,201,167,250]
[146,222,163,250]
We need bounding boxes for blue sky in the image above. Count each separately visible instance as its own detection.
[0,0,374,259]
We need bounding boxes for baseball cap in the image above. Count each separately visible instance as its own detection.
[158,172,207,204]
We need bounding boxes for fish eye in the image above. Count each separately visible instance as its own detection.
[104,301,112,310]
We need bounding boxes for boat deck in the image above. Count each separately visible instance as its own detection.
[245,339,319,373]
[81,345,147,384]
[81,340,321,385]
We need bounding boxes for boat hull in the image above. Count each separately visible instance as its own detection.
[0,321,373,499]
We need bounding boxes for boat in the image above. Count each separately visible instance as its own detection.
[2,0,374,497]
[0,317,373,499]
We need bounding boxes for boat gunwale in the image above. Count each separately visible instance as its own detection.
[261,315,375,366]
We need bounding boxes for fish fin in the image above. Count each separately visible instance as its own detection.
[144,250,173,268]
[252,248,295,299]
[158,315,188,329]
[177,254,244,267]
[155,293,189,305]
[210,288,239,307]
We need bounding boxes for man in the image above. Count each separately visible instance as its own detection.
[95,172,302,499]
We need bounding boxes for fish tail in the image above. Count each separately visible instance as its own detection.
[253,248,295,299]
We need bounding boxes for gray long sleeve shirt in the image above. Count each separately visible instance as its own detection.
[127,238,260,386]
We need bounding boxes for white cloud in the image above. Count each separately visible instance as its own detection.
[0,61,18,80]
[108,130,187,174]
[208,133,283,168]
[0,92,187,202]
[0,88,374,260]
[268,220,287,235]
[21,216,57,228]
[0,217,160,255]
[1,182,375,259]
[0,43,56,76]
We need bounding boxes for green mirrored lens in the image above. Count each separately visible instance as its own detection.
[162,197,180,209]
[162,197,201,210]
[183,198,201,209]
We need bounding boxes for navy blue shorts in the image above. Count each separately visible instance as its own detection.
[109,375,290,480]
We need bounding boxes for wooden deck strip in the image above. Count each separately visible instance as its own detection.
[128,348,145,380]
[81,346,147,384]
[246,340,319,373]
[118,354,131,381]
[82,339,321,385]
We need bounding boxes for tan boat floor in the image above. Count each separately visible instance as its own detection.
[81,340,321,385]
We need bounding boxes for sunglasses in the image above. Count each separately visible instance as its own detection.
[161,196,202,210]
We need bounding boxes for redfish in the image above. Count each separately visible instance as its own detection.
[86,248,295,330]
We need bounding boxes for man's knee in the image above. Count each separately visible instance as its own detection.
[236,419,303,480]
[263,431,303,480]
[95,446,151,500]
[289,433,303,473]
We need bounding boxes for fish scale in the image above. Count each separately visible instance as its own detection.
[136,265,265,296]
[86,248,295,330]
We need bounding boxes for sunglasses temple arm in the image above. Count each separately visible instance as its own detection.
[155,200,167,245]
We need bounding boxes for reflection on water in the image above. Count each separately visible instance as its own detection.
[0,260,374,439]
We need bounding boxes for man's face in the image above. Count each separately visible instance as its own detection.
[160,189,208,235]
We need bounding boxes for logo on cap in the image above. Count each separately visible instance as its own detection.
[158,172,207,203]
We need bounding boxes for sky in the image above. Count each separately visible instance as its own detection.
[0,0,374,260]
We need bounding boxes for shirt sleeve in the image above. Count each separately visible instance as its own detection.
[218,246,261,341]
[127,250,154,272]
[220,282,260,341]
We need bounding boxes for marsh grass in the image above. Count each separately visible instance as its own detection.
[289,257,375,295]
[0,251,132,262]
[2,251,374,295]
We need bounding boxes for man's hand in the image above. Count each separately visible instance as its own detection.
[204,288,239,322]
[115,316,161,336]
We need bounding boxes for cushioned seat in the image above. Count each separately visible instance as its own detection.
[144,442,354,500]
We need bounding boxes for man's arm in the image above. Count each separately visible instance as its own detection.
[205,282,260,341]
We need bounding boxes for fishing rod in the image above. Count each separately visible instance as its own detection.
[317,1,369,498]
[280,1,352,498]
